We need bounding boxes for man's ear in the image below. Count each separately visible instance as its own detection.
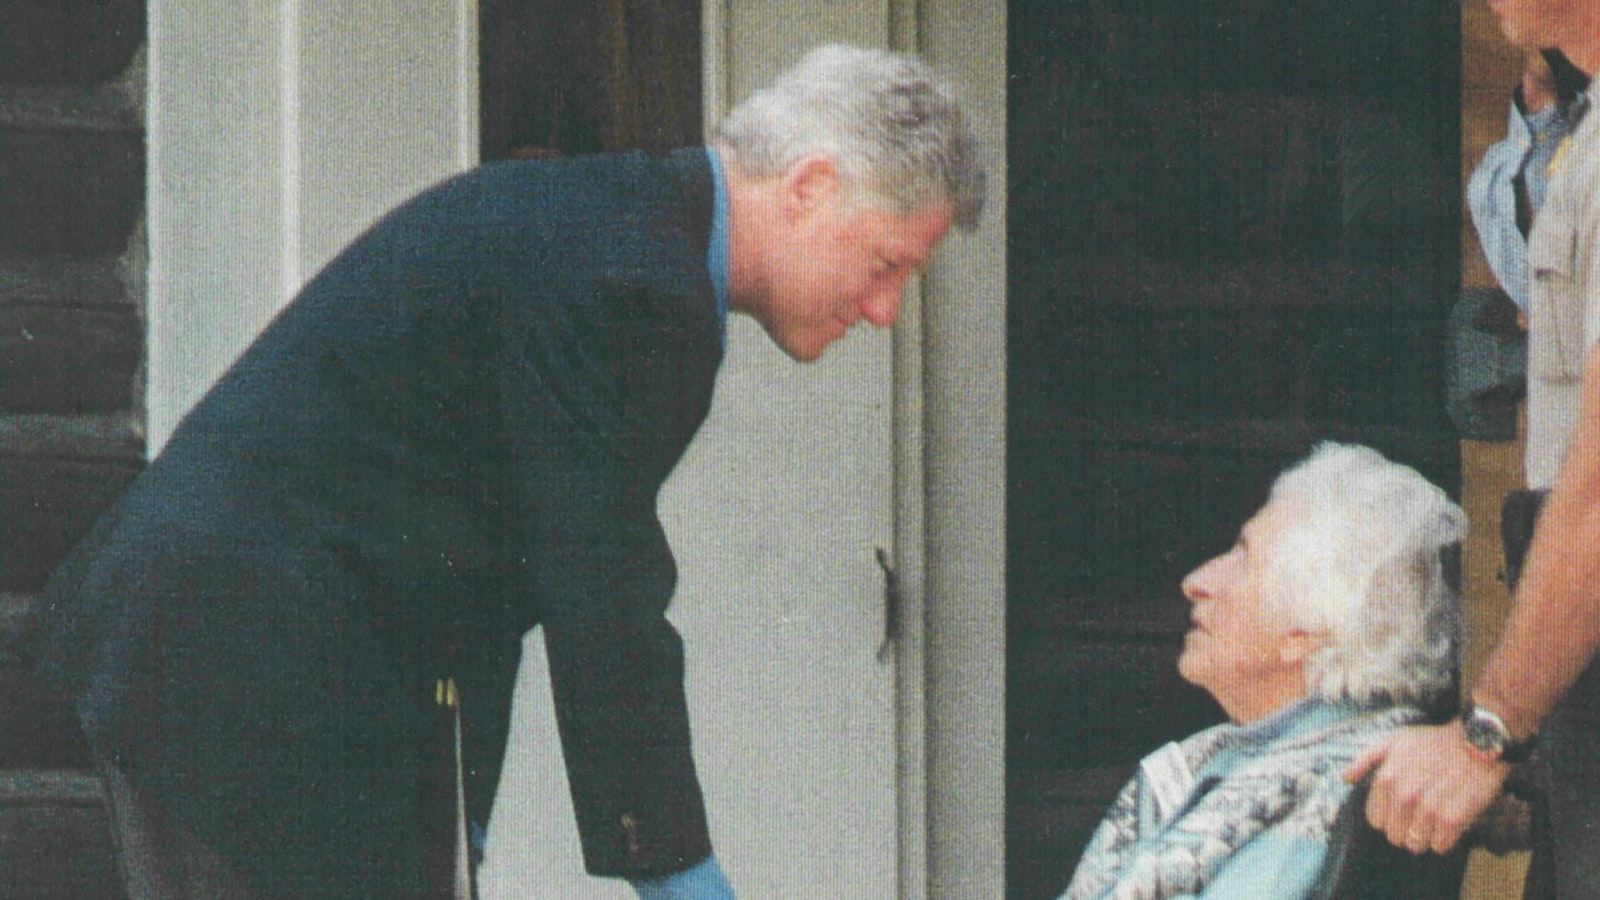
[779,155,840,217]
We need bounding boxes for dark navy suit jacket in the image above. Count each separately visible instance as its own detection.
[30,148,725,895]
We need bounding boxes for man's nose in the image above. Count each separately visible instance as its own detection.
[860,279,906,328]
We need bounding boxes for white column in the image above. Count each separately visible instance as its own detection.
[146,0,477,453]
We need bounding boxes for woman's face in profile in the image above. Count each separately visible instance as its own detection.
[1178,499,1306,722]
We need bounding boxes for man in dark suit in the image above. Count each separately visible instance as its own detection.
[22,44,985,899]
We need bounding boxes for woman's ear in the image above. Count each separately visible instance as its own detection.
[1279,629,1326,667]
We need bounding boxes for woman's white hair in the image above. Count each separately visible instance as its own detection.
[715,44,986,229]
[1261,442,1466,709]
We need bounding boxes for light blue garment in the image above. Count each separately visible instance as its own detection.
[1467,92,1576,312]
[631,855,736,900]
[1177,703,1358,898]
[1063,699,1421,900]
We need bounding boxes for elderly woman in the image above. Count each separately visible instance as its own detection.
[1063,442,1465,899]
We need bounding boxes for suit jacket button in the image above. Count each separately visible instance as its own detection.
[621,813,643,857]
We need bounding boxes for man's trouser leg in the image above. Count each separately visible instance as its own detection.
[1543,662,1600,897]
[1504,489,1555,899]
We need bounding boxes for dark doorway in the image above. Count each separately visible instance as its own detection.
[1005,3,1462,897]
[479,0,701,162]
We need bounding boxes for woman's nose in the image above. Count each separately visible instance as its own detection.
[1181,559,1217,603]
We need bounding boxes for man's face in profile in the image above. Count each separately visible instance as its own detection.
[734,157,953,363]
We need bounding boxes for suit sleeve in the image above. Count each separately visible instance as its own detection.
[500,274,713,879]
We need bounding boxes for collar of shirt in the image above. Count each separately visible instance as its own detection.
[705,146,730,346]
[1505,93,1573,154]
[1526,101,1571,147]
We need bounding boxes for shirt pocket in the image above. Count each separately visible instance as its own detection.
[1527,190,1588,379]
[1528,186,1577,280]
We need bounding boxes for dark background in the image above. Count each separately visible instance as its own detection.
[1005,2,1462,896]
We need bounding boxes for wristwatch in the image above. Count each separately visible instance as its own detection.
[1459,702,1537,764]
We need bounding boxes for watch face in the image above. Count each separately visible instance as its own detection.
[1463,709,1508,757]
[1463,716,1501,753]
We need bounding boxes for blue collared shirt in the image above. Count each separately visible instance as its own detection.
[1468,92,1579,312]
[706,147,730,345]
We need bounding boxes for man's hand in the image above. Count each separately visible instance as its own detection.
[1343,723,1512,855]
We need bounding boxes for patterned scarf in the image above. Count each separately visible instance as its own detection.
[1063,700,1422,900]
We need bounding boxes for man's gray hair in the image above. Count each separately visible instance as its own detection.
[716,44,986,229]
[1262,443,1465,709]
